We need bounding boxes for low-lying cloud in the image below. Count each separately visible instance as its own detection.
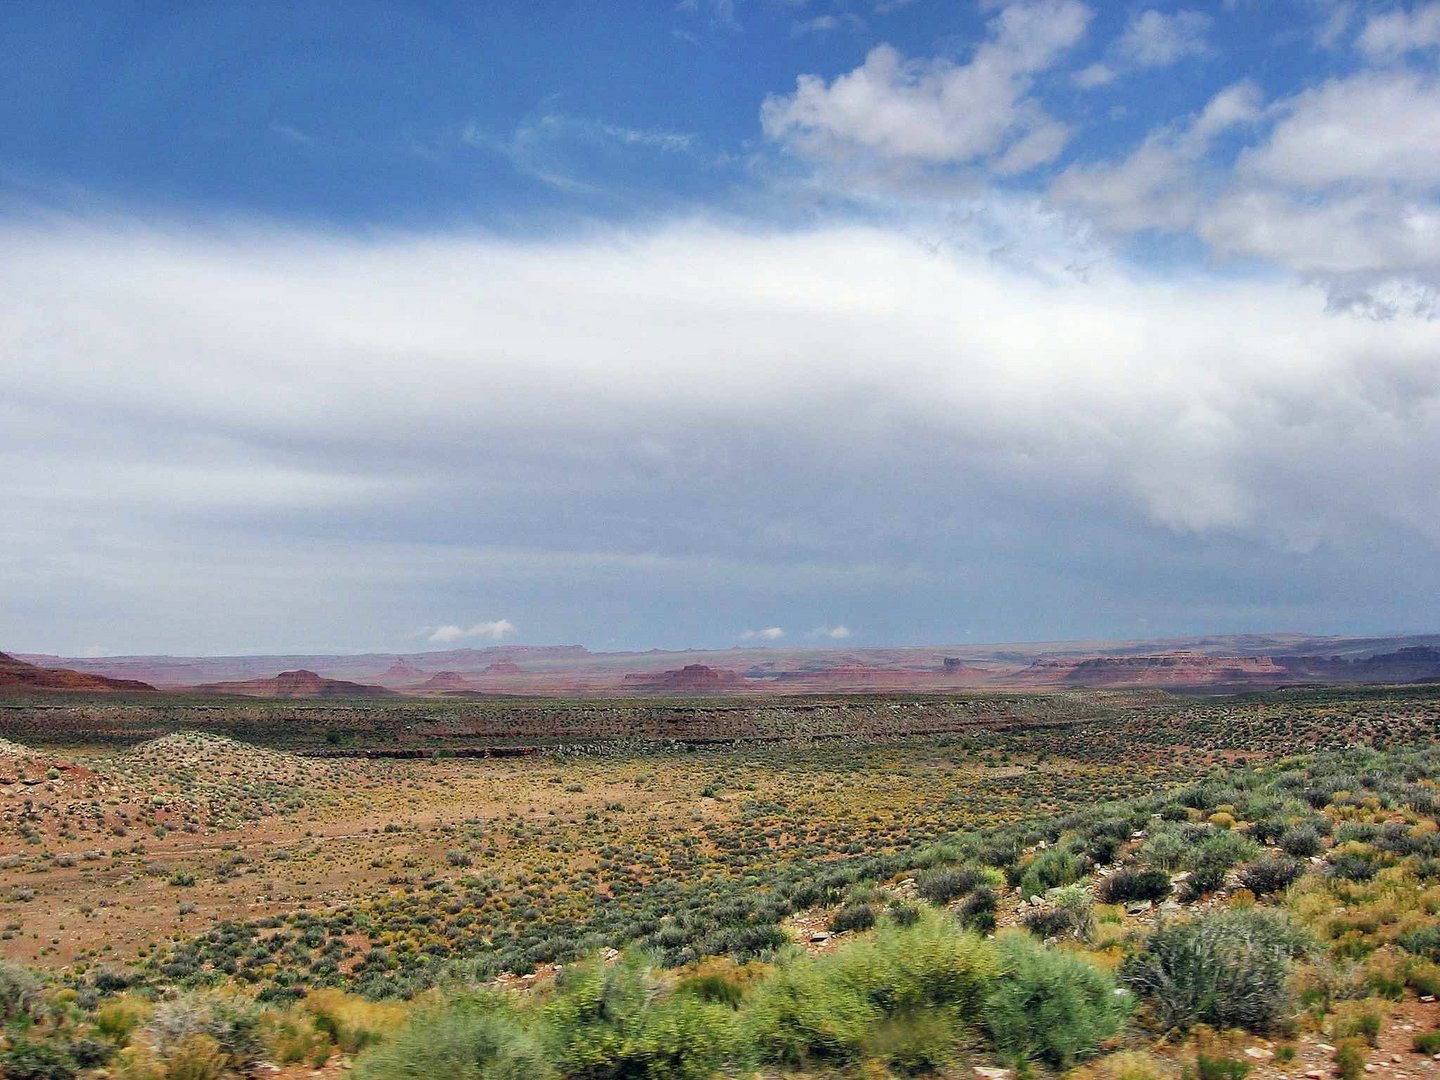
[2,215,1438,652]
[428,620,517,644]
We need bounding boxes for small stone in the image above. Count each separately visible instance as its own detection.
[1394,1056,1405,1064]
[975,1068,1013,1080]
[1423,995,1437,1003]
[1305,1070,1327,1078]
[1318,1044,1336,1053]
[1246,1048,1275,1061]
[1364,1065,1376,1073]
[1029,895,1044,906]
[810,932,831,943]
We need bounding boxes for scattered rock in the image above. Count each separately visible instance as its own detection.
[1246,1048,1274,1061]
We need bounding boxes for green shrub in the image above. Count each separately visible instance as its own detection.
[1237,856,1304,896]
[1022,884,1093,941]
[1331,1000,1382,1046]
[1412,1030,1440,1055]
[958,886,998,933]
[1280,825,1323,858]
[1192,1051,1251,1080]
[1334,1037,1367,1080]
[1121,908,1307,1033]
[916,866,989,905]
[886,903,921,928]
[745,958,878,1066]
[303,989,407,1054]
[0,1037,82,1080]
[830,903,876,934]
[542,953,738,1080]
[983,932,1129,1068]
[858,1008,959,1076]
[1019,846,1087,899]
[353,995,549,1080]
[1141,831,1190,873]
[0,960,40,1022]
[747,913,998,1067]
[1098,867,1172,905]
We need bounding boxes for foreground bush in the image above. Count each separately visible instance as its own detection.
[747,912,998,1067]
[542,953,739,1080]
[1121,908,1308,1033]
[984,932,1129,1068]
[351,995,549,1080]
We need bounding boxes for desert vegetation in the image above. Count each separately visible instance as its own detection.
[3,686,1440,1077]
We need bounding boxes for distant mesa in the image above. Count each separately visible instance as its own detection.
[193,669,396,699]
[484,661,523,675]
[380,660,427,682]
[1012,652,1291,688]
[623,664,746,694]
[0,651,157,694]
[414,671,474,692]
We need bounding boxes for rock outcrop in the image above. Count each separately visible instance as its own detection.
[622,664,746,694]
[0,652,157,694]
[192,669,397,699]
[1013,652,1288,688]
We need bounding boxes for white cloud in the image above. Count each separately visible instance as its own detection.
[811,624,852,639]
[428,620,517,644]
[3,218,1440,651]
[792,13,865,37]
[1238,72,1440,191]
[761,0,1089,169]
[1057,70,1440,298]
[1358,1,1440,59]
[1072,62,1116,88]
[1115,9,1212,68]
[741,627,786,641]
[1052,80,1261,233]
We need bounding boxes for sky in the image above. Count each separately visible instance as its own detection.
[2,0,1439,657]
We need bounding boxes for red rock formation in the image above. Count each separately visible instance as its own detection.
[622,664,746,694]
[0,652,157,694]
[379,660,427,683]
[191,670,396,699]
[1012,652,1287,688]
[414,671,474,692]
[484,661,523,675]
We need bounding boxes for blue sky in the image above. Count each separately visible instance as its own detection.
[3,1,1440,655]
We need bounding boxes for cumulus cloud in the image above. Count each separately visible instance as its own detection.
[1357,1,1440,59]
[1208,71,1440,301]
[428,620,517,644]
[3,217,1440,651]
[761,0,1088,170]
[1237,72,1440,191]
[1052,80,1262,233]
[811,624,852,639]
[1115,9,1211,68]
[1057,68,1440,306]
[1073,8,1211,89]
[741,627,786,641]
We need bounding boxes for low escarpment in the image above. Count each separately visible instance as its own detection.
[0,651,157,694]
[622,663,747,694]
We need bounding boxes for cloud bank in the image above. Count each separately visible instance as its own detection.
[2,215,1438,652]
